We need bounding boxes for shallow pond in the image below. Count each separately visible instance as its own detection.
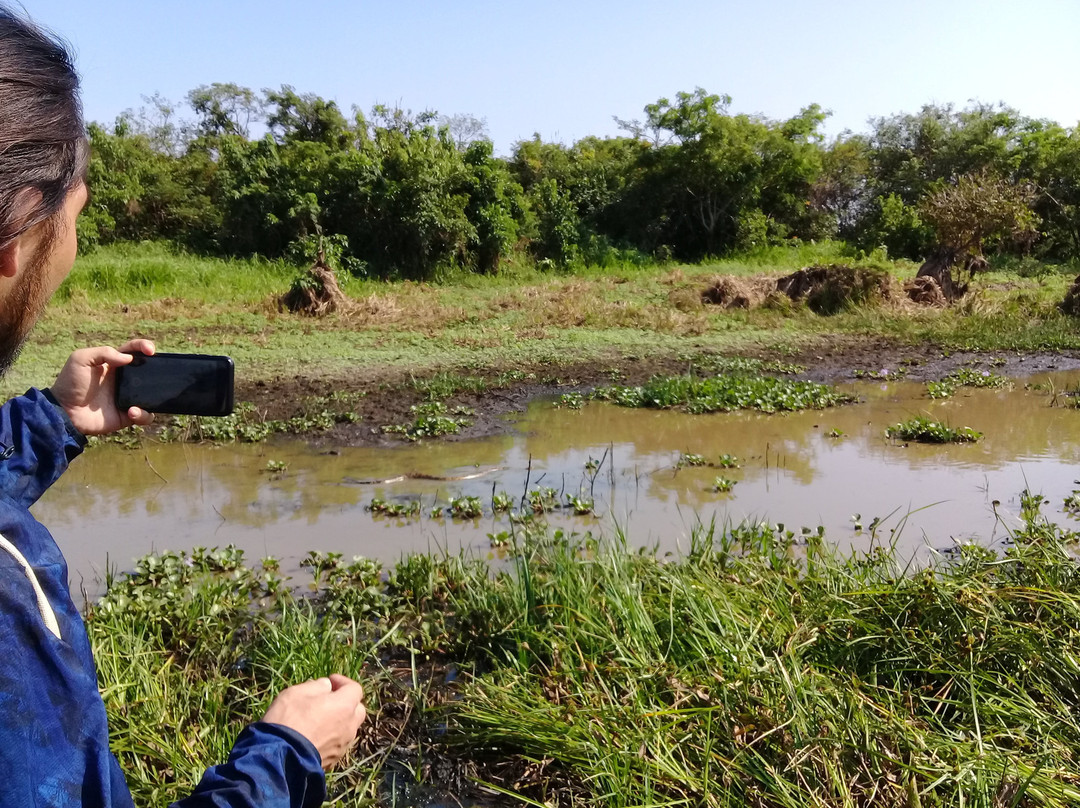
[37,370,1080,595]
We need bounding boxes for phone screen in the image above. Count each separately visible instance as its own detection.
[115,353,234,416]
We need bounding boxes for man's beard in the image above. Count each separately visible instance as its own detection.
[0,253,50,379]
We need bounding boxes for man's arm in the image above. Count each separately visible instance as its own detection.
[0,388,84,507]
[170,676,366,808]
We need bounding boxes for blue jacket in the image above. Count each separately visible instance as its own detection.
[0,389,327,808]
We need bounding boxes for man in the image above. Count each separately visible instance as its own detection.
[0,7,366,806]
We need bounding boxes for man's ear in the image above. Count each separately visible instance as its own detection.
[0,239,20,279]
[0,190,42,279]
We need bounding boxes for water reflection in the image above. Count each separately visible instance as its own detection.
[36,371,1080,595]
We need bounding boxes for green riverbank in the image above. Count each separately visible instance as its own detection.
[93,499,1080,807]
[7,241,1080,400]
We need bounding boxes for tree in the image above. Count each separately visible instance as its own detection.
[116,93,191,157]
[615,89,826,259]
[439,113,489,151]
[265,86,350,147]
[188,83,265,139]
[915,170,1040,300]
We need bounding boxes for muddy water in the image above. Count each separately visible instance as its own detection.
[36,371,1080,595]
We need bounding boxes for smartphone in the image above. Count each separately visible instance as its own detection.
[115,353,235,416]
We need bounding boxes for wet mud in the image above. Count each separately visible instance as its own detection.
[237,339,1080,447]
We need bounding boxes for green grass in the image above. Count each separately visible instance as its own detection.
[7,240,1080,405]
[90,498,1080,806]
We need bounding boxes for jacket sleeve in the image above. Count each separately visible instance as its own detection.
[0,389,86,509]
[170,723,327,808]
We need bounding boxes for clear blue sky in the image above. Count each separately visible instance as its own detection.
[27,0,1080,153]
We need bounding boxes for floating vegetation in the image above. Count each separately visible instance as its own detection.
[886,416,983,443]
[555,392,586,409]
[927,367,1010,399]
[383,401,472,440]
[710,476,737,493]
[596,374,853,414]
[366,497,422,518]
[853,366,906,380]
[448,496,484,519]
[528,487,560,513]
[677,452,740,470]
[676,452,709,468]
[564,494,594,515]
[1064,485,1080,516]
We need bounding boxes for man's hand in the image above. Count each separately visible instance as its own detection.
[49,339,156,436]
[261,675,367,770]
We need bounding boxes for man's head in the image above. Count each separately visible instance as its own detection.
[0,5,87,376]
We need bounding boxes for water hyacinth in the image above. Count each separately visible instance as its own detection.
[595,373,855,414]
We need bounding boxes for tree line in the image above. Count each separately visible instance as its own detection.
[81,83,1080,279]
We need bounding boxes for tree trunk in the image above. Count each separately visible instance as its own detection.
[915,247,968,303]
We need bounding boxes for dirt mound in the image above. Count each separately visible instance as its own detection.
[701,276,774,309]
[904,276,947,307]
[1061,275,1080,316]
[279,258,348,316]
[775,264,895,315]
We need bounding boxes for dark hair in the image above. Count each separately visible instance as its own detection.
[0,5,86,253]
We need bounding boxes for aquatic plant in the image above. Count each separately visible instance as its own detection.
[676,452,708,468]
[886,416,983,443]
[528,487,559,513]
[1065,485,1080,516]
[595,373,854,414]
[491,492,514,513]
[710,476,737,493]
[382,401,471,440]
[448,496,484,519]
[366,497,422,518]
[564,494,594,515]
[926,367,1010,399]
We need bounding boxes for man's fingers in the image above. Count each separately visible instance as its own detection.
[70,345,131,368]
[118,338,155,357]
[327,675,364,705]
[328,673,361,693]
[126,407,154,426]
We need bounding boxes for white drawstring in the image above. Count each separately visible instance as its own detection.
[0,532,61,640]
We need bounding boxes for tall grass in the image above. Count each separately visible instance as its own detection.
[88,500,1080,807]
[61,242,296,305]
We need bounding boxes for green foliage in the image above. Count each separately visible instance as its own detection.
[886,416,983,443]
[920,170,1040,257]
[82,85,1080,273]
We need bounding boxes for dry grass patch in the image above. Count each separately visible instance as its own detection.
[700,275,778,309]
